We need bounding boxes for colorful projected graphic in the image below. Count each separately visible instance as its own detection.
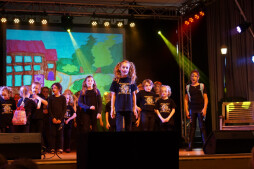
[6,29,123,95]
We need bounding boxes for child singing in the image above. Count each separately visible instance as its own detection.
[184,70,208,151]
[110,60,138,131]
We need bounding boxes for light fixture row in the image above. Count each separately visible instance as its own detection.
[91,20,135,28]
[0,17,48,25]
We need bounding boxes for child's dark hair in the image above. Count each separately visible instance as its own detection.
[81,75,98,95]
[51,83,62,94]
[190,69,200,77]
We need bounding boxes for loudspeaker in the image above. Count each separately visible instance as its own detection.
[77,131,179,169]
[0,133,41,159]
[203,130,254,154]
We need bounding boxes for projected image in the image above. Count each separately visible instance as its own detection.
[6,29,123,95]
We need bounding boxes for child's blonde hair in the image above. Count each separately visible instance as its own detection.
[0,86,12,96]
[142,79,153,87]
[32,82,41,88]
[160,85,172,97]
[20,86,30,96]
[64,93,74,105]
[113,60,137,84]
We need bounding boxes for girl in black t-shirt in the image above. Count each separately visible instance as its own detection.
[184,70,208,151]
[78,75,102,133]
[110,60,138,131]
[137,79,156,131]
[63,93,76,153]
[154,85,176,131]
[48,83,66,154]
[0,86,16,133]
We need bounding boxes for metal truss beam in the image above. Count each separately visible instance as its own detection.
[0,0,179,20]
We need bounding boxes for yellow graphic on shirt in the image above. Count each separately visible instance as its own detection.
[2,104,12,114]
[144,96,154,105]
[118,83,131,94]
[160,103,170,113]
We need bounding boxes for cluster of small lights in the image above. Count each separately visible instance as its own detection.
[41,19,47,25]
[13,18,20,24]
[184,11,205,26]
[117,21,123,27]
[28,18,35,24]
[91,20,98,26]
[129,22,135,28]
[104,21,110,27]
[1,17,7,23]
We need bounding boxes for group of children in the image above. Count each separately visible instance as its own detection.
[0,59,208,152]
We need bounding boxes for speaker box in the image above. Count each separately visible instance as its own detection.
[0,133,41,159]
[77,131,179,169]
[203,130,254,154]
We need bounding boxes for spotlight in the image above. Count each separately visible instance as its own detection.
[129,22,135,28]
[41,19,47,25]
[104,21,110,27]
[199,11,205,16]
[28,18,35,24]
[158,31,161,35]
[13,18,20,24]
[1,17,7,23]
[189,17,194,23]
[236,22,251,33]
[117,21,123,27]
[91,20,98,26]
[185,21,190,25]
[252,55,254,63]
[67,29,71,33]
[61,15,73,31]
[194,14,200,20]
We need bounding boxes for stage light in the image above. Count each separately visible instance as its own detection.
[194,14,200,20]
[189,17,194,23]
[129,22,135,28]
[13,18,20,24]
[28,18,35,24]
[61,15,73,31]
[91,20,98,26]
[252,56,254,63]
[1,17,7,23]
[221,45,227,55]
[158,31,161,35]
[67,29,71,33]
[236,22,251,34]
[117,21,123,27]
[199,11,205,16]
[41,19,47,25]
[185,21,190,25]
[104,21,110,27]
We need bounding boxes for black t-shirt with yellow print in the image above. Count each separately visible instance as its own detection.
[110,77,137,112]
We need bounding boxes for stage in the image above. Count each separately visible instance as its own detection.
[27,148,252,169]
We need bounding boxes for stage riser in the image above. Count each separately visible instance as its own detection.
[37,163,76,169]
[35,157,252,169]
[180,158,252,169]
